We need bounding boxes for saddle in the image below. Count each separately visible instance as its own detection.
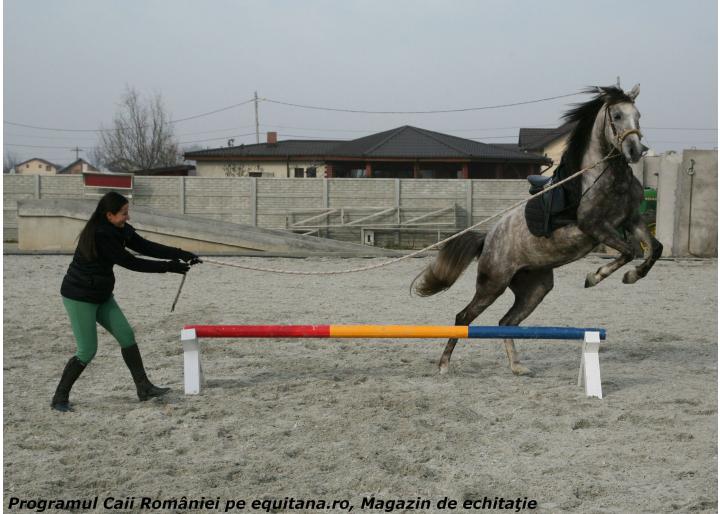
[524,161,580,237]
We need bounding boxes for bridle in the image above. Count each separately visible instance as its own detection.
[604,102,643,148]
[578,102,643,198]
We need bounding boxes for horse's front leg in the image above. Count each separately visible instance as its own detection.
[622,217,663,284]
[579,221,636,288]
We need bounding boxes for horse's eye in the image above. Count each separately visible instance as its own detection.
[613,113,622,121]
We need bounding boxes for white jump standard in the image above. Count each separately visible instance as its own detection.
[180,324,607,398]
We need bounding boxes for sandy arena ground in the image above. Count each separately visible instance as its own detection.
[3,254,717,513]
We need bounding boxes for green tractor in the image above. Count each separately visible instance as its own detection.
[639,187,657,237]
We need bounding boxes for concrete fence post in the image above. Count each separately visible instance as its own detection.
[655,152,682,256]
[35,175,41,199]
[466,180,473,228]
[395,179,402,246]
[395,179,401,224]
[323,178,329,237]
[179,176,186,215]
[250,177,257,226]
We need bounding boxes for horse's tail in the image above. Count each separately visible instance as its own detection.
[412,232,486,297]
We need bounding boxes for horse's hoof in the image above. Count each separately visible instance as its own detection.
[511,364,532,376]
[438,362,449,375]
[584,273,599,288]
[622,270,639,284]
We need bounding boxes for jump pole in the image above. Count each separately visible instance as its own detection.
[180,325,606,398]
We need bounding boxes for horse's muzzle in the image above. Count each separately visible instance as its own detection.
[623,136,646,163]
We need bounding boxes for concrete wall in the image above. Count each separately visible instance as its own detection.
[655,150,717,257]
[3,175,86,241]
[3,175,529,248]
[9,155,714,254]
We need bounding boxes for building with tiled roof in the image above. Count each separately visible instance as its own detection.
[57,158,100,175]
[184,126,551,179]
[13,158,62,175]
[517,121,576,174]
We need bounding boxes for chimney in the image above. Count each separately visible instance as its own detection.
[267,131,278,145]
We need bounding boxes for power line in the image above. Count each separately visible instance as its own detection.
[5,88,716,137]
[178,132,257,145]
[176,125,256,136]
[3,98,255,133]
[4,132,99,141]
[6,132,260,148]
[260,92,584,114]
[5,125,258,141]
[170,98,255,124]
[260,123,559,133]
[4,143,91,150]
[264,122,717,134]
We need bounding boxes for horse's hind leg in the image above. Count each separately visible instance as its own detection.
[501,268,554,376]
[439,279,507,374]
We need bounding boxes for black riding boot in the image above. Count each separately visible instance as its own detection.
[50,356,86,412]
[121,344,170,401]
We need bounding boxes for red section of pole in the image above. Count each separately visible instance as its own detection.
[184,325,331,338]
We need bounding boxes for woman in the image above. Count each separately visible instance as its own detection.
[51,191,201,412]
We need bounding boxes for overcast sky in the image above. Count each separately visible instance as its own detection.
[3,0,718,165]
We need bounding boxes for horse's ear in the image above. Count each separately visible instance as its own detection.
[628,84,640,100]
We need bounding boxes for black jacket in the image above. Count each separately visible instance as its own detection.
[61,220,183,303]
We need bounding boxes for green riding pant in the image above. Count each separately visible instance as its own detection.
[62,296,136,364]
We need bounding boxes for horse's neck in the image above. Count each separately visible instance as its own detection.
[580,113,613,190]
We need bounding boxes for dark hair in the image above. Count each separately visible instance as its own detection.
[77,192,129,259]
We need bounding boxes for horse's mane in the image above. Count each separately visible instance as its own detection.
[556,86,635,181]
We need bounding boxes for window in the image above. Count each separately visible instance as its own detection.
[26,164,29,168]
[249,171,262,177]
[46,165,51,171]
[306,167,317,178]
[294,167,304,178]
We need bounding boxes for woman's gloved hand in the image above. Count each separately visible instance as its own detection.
[167,259,190,274]
[178,250,202,265]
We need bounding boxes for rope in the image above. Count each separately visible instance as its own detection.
[201,150,618,276]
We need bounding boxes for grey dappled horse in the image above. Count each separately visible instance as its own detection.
[414,85,661,375]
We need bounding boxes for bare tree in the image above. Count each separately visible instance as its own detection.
[3,151,21,173]
[94,87,180,172]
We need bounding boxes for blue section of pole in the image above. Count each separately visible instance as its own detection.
[467,326,605,340]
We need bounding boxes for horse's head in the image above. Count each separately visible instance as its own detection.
[598,84,648,163]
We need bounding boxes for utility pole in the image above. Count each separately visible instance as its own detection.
[71,146,83,160]
[254,91,260,144]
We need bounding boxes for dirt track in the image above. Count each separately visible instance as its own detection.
[3,254,717,513]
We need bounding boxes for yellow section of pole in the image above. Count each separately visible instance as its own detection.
[328,325,468,339]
